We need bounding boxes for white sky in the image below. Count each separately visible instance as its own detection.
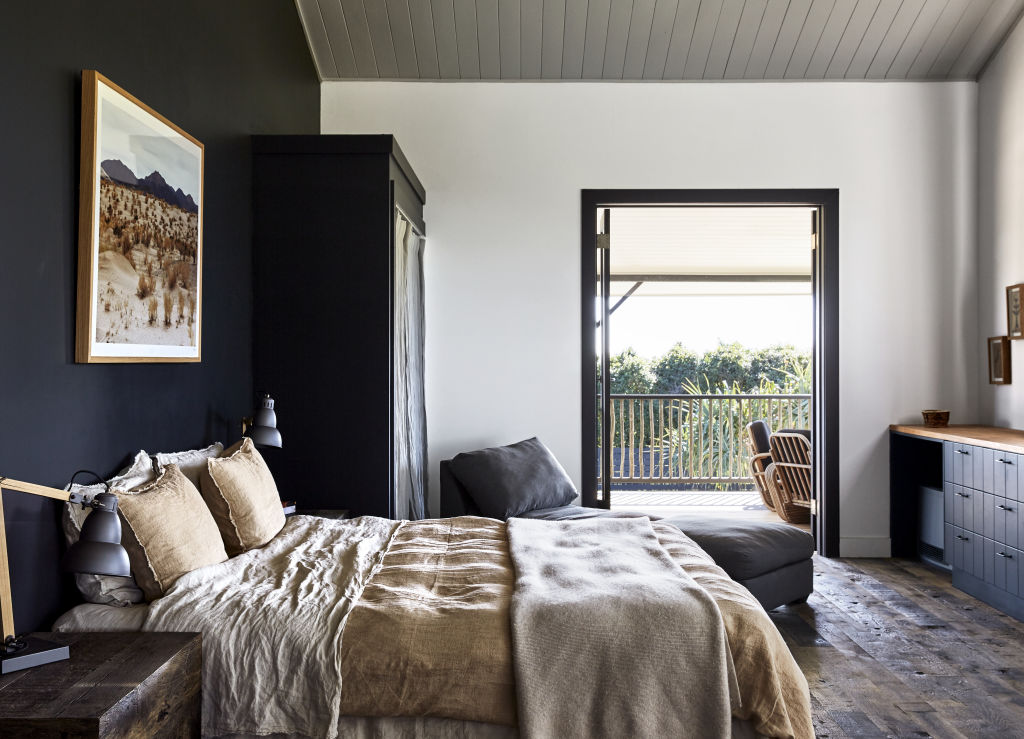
[100,87,200,200]
[606,294,812,357]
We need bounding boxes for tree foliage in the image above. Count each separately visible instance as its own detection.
[609,342,811,394]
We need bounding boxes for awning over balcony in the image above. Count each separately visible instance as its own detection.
[608,207,814,297]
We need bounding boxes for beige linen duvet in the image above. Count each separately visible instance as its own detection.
[138,514,811,739]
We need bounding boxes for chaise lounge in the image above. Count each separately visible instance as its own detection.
[439,453,814,612]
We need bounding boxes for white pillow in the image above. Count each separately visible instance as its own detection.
[60,450,155,606]
[154,442,224,488]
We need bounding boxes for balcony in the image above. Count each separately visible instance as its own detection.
[599,393,810,490]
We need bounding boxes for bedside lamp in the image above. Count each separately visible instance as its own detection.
[242,394,283,448]
[0,476,130,673]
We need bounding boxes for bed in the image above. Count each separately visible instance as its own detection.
[52,439,813,738]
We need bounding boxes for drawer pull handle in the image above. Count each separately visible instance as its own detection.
[999,458,1012,464]
[955,492,970,498]
[957,450,970,455]
[956,535,969,541]
[998,552,1013,559]
[999,505,1014,511]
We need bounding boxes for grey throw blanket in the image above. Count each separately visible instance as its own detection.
[506,517,738,739]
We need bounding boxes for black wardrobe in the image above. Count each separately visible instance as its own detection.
[252,135,427,519]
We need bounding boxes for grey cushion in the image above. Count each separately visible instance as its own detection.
[449,438,578,520]
[661,515,814,581]
[748,420,772,455]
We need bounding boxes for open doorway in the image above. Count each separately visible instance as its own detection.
[581,190,839,557]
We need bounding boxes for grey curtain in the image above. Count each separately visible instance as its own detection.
[393,210,428,519]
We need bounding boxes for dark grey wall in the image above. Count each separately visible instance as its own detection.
[0,2,318,631]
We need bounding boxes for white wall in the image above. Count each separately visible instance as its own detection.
[322,81,977,556]
[979,18,1024,424]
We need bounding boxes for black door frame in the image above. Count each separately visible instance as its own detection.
[580,189,839,557]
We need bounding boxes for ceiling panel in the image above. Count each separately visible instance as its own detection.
[722,0,766,78]
[477,0,501,78]
[338,0,379,77]
[885,0,950,77]
[561,0,589,78]
[607,207,814,277]
[804,0,858,79]
[384,0,421,77]
[662,0,702,77]
[299,0,1024,81]
[408,0,441,78]
[520,0,543,78]
[705,0,748,78]
[743,0,792,77]
[498,0,521,77]
[864,0,926,79]
[453,0,481,78]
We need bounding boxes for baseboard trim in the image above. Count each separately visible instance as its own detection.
[839,537,892,558]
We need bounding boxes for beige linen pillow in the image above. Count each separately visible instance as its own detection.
[154,442,224,488]
[200,438,286,556]
[117,464,228,602]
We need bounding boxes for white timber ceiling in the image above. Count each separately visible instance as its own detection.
[607,207,813,296]
[296,0,1024,81]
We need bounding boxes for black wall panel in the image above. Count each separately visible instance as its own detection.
[0,1,318,631]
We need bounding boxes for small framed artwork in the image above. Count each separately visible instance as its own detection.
[1007,284,1024,340]
[989,336,1011,385]
[76,70,204,363]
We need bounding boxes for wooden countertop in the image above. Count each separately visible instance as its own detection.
[890,424,1024,454]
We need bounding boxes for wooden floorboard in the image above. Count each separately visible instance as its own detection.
[769,557,1024,738]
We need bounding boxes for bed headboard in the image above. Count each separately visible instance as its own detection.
[439,460,482,517]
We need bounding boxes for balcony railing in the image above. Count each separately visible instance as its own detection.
[599,393,810,486]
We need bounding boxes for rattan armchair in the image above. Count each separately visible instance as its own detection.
[765,432,813,524]
[746,420,776,512]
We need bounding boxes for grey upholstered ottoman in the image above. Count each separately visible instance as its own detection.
[661,515,815,611]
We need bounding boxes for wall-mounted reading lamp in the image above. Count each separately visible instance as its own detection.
[242,394,283,448]
[0,476,130,673]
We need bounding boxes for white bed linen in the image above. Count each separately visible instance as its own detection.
[143,515,398,739]
[53,602,149,632]
[51,515,769,739]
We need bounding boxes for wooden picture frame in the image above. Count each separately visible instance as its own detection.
[76,70,203,363]
[1007,284,1024,340]
[989,336,1011,385]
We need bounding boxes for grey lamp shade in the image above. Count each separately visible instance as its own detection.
[62,492,131,577]
[249,394,283,448]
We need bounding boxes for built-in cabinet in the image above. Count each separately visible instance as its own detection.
[891,425,1024,621]
[252,135,426,519]
[942,441,1023,603]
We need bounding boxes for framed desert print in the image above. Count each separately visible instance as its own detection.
[1008,284,1024,340]
[989,336,1011,385]
[76,70,203,363]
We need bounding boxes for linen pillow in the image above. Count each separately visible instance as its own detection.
[154,442,224,489]
[117,464,228,602]
[448,437,578,520]
[60,450,154,606]
[199,438,286,556]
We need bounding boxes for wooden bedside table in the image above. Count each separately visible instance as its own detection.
[0,631,200,737]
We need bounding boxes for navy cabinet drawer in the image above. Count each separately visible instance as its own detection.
[984,538,1021,595]
[944,441,954,483]
[993,452,1020,500]
[952,527,983,578]
[951,484,981,532]
[986,495,1020,548]
[953,444,975,487]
